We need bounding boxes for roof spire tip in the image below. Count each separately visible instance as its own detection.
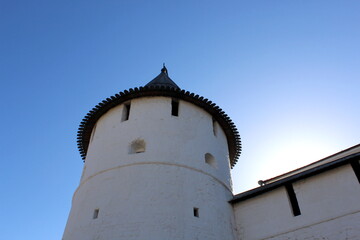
[161,63,168,75]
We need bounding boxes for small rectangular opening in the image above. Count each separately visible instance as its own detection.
[171,99,179,116]
[130,139,146,154]
[93,209,99,219]
[122,103,131,121]
[285,184,301,216]
[350,160,360,184]
[205,153,217,168]
[193,207,199,217]
[212,118,217,136]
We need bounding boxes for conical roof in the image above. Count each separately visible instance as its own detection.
[145,66,179,89]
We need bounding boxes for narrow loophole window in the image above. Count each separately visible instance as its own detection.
[129,139,146,154]
[193,207,199,217]
[93,209,99,219]
[350,160,360,184]
[285,184,301,216]
[171,99,179,116]
[212,118,218,136]
[122,102,131,121]
[205,153,217,168]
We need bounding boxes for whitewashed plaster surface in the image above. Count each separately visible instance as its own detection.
[63,97,237,240]
[63,95,360,240]
[233,163,360,240]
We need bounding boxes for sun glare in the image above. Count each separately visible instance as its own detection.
[260,138,335,180]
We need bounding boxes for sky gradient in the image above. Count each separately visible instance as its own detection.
[1,1,360,239]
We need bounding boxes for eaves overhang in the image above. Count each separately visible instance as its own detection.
[77,85,242,168]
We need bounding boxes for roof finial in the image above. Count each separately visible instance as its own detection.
[161,63,168,75]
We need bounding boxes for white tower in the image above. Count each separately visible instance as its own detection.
[63,67,241,240]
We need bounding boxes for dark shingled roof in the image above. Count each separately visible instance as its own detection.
[77,67,242,167]
[145,66,180,89]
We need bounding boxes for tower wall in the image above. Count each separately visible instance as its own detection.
[63,96,237,240]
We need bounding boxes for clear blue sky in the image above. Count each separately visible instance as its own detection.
[1,1,359,239]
